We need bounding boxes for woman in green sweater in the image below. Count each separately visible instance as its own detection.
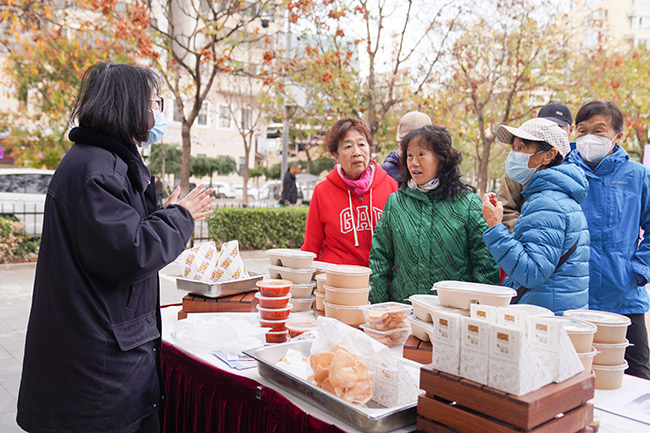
[369,125,499,303]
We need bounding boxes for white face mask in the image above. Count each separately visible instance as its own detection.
[576,134,614,163]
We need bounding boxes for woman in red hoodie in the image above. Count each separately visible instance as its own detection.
[302,118,398,266]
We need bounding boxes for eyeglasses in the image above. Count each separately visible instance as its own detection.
[151,98,164,112]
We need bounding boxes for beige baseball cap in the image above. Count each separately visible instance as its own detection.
[396,111,432,142]
[496,117,571,157]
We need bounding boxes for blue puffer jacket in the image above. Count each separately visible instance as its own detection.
[484,164,590,314]
[567,146,650,315]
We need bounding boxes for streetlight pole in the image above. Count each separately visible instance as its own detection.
[280,9,292,187]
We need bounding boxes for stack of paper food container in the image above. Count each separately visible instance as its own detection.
[322,264,372,327]
[564,309,632,389]
[266,249,316,313]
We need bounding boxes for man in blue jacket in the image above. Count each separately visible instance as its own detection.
[567,100,650,379]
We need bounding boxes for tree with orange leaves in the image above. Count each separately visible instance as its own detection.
[0,0,137,168]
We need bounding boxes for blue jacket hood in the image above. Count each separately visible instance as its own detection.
[566,145,629,176]
[524,163,588,204]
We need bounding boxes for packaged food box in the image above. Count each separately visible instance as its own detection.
[266,249,316,269]
[359,324,410,347]
[358,302,412,331]
[527,317,584,383]
[488,324,552,396]
[460,317,491,385]
[431,311,462,376]
[469,303,498,323]
[498,306,529,331]
[325,264,372,289]
[563,310,631,344]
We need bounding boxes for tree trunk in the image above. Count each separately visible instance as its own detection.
[181,121,192,196]
[477,138,492,196]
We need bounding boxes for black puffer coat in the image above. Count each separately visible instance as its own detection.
[17,127,194,433]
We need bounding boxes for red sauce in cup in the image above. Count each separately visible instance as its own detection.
[255,293,291,309]
[258,305,292,320]
[265,330,288,343]
[256,279,292,297]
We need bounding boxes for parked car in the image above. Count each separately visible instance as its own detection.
[211,181,236,199]
[0,168,55,236]
[233,184,258,202]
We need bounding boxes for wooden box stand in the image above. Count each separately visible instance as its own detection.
[403,335,432,364]
[177,292,258,319]
[417,367,595,433]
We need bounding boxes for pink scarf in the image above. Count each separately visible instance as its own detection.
[338,163,375,195]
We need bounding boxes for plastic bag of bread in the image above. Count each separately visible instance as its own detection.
[307,317,419,408]
[177,240,249,283]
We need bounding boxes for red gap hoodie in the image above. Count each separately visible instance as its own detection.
[301,161,398,266]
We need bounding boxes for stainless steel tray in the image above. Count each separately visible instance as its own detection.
[176,271,263,298]
[243,341,417,432]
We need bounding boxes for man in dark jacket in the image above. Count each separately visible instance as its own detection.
[280,162,300,205]
[17,62,214,433]
[381,111,432,182]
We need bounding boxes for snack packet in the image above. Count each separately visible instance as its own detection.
[177,240,249,282]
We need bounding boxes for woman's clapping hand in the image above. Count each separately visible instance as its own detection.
[165,184,215,221]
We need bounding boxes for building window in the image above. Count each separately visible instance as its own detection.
[198,102,209,126]
[219,105,231,128]
[240,107,251,130]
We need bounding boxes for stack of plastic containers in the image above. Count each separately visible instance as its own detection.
[256,279,293,343]
[314,274,327,313]
[322,265,372,327]
[266,249,316,312]
[564,310,632,389]
[358,302,412,347]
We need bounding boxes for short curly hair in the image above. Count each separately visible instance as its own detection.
[324,118,373,156]
[399,125,475,199]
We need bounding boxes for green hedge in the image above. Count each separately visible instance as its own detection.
[208,207,309,250]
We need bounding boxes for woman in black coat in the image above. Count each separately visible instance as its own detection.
[17,62,214,433]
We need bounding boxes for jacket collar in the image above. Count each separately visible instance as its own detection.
[400,185,429,202]
[326,160,386,193]
[68,127,150,192]
[567,145,629,176]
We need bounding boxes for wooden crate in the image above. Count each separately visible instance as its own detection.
[402,335,432,364]
[416,416,594,433]
[417,367,594,433]
[177,291,258,319]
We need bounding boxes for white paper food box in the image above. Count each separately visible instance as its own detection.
[470,304,498,323]
[432,311,462,376]
[488,324,552,396]
[460,317,490,385]
[372,360,420,408]
[498,307,528,331]
[527,317,584,383]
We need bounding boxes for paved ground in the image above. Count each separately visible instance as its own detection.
[0,251,269,433]
[1,254,649,432]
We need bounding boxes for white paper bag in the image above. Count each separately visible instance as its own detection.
[177,240,249,282]
[460,317,490,385]
[488,324,552,396]
[527,317,584,383]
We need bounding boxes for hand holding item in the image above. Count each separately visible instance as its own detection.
[166,184,215,221]
[481,193,503,228]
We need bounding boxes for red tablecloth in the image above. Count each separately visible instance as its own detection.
[160,341,346,433]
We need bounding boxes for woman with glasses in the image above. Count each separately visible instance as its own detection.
[17,62,214,433]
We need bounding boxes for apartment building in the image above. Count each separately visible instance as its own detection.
[570,0,650,49]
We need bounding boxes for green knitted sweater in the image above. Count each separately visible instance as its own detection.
[368,187,499,303]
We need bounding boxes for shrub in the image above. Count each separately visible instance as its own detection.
[208,207,308,250]
[0,216,39,263]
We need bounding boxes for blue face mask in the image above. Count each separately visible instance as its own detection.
[141,109,167,146]
[505,150,542,185]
